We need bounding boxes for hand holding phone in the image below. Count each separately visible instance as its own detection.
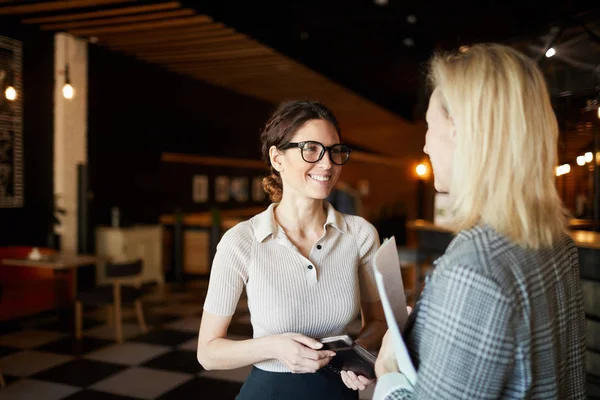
[319,335,377,380]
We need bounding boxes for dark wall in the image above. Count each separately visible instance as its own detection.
[0,26,54,246]
[87,45,274,227]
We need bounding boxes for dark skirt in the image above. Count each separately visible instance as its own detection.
[236,366,359,400]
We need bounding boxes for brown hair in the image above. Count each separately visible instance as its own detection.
[261,101,341,202]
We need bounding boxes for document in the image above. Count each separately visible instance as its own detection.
[373,236,418,386]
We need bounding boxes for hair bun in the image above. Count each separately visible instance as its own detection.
[262,172,282,203]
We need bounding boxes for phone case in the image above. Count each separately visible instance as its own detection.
[319,335,377,379]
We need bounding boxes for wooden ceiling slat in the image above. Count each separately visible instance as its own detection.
[160,54,282,64]
[139,56,274,65]
[0,0,136,15]
[128,43,265,56]
[107,35,241,50]
[132,43,265,57]
[41,9,194,31]
[69,14,212,36]
[220,80,324,88]
[98,22,227,40]
[162,57,284,69]
[192,73,305,83]
[100,28,236,46]
[21,2,181,24]
[139,49,274,62]
[170,63,287,74]
[177,71,281,80]
[222,80,324,88]
[107,35,248,52]
[169,68,281,76]
[139,56,273,65]
[182,63,292,72]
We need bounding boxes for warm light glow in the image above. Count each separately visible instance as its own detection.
[62,83,74,99]
[545,47,556,58]
[597,152,600,165]
[416,164,427,177]
[585,152,593,163]
[4,86,16,101]
[598,106,600,119]
[459,46,469,53]
[577,156,585,166]
[556,164,571,176]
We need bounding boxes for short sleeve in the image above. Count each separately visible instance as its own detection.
[354,217,381,303]
[203,223,252,316]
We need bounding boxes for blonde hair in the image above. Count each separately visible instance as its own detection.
[428,43,568,249]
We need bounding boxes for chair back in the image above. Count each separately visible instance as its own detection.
[105,259,143,278]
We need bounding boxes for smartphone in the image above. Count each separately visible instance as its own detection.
[318,334,377,379]
[319,335,354,351]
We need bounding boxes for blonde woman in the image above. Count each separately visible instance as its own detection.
[372,44,586,399]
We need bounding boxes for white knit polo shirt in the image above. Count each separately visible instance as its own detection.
[203,202,381,372]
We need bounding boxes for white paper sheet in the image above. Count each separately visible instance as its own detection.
[373,236,418,386]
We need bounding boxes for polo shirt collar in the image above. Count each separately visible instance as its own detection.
[253,201,347,243]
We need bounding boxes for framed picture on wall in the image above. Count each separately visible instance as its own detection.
[231,177,249,202]
[0,36,23,208]
[192,175,208,203]
[252,176,265,202]
[215,176,230,203]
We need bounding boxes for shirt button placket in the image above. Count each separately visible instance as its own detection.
[306,264,317,284]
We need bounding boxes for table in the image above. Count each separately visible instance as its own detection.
[2,254,102,322]
[2,254,100,269]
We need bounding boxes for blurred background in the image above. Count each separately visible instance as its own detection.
[0,1,598,399]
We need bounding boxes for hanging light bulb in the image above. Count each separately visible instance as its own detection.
[62,64,74,99]
[585,152,593,163]
[555,164,571,176]
[4,86,16,101]
[545,47,556,58]
[62,83,74,99]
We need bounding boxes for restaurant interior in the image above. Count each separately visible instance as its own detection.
[0,1,598,399]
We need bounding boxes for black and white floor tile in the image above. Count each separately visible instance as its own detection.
[0,281,373,400]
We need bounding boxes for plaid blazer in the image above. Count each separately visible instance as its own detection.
[374,225,587,400]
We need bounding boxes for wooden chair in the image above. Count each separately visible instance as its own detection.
[75,259,148,343]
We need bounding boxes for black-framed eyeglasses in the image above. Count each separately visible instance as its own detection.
[279,141,351,165]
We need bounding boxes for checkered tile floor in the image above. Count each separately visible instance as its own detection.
[0,280,373,400]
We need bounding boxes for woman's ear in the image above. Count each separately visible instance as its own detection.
[269,145,284,172]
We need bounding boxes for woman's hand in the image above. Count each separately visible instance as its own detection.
[272,333,336,373]
[340,370,375,391]
[374,330,398,378]
[374,307,412,378]
[374,306,413,378]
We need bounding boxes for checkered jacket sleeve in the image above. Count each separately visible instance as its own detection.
[384,263,515,400]
[377,228,586,400]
